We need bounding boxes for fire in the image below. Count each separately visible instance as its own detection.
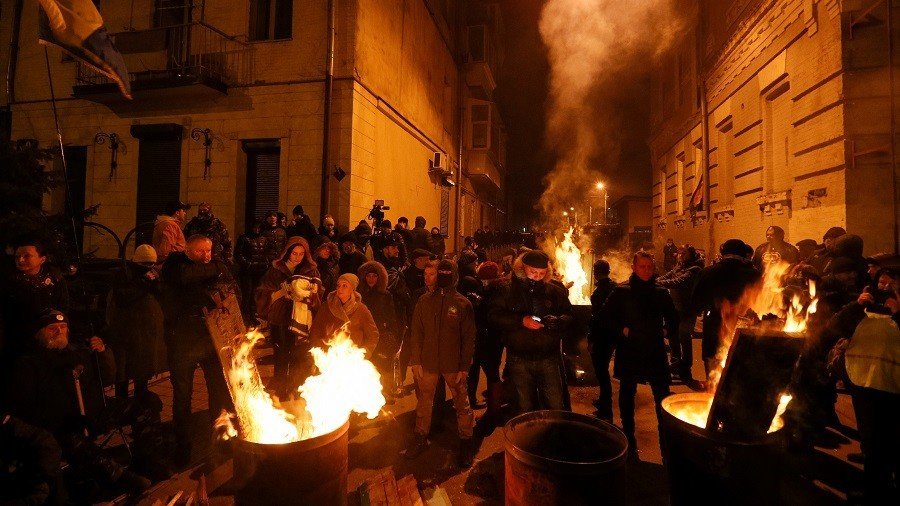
[553,227,591,305]
[669,262,815,433]
[215,328,385,444]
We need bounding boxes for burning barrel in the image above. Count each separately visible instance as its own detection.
[231,418,350,506]
[504,410,628,505]
[660,393,786,505]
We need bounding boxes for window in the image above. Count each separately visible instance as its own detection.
[468,25,487,62]
[470,101,490,149]
[153,0,189,28]
[133,124,184,245]
[250,0,293,41]
[243,140,281,230]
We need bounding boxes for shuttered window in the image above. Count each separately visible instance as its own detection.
[133,125,183,245]
[244,140,281,229]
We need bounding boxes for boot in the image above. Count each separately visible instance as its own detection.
[458,438,475,468]
[405,434,428,460]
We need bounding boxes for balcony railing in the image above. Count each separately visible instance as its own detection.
[74,21,252,97]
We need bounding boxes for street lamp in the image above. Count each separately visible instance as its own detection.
[590,181,609,224]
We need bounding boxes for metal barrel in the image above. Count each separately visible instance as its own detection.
[660,393,786,506]
[232,419,349,506]
[504,410,628,505]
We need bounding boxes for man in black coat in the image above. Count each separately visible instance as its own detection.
[588,260,617,421]
[339,233,368,275]
[161,235,236,467]
[752,225,799,270]
[657,246,704,385]
[408,216,432,252]
[488,251,572,413]
[692,239,761,376]
[603,251,679,454]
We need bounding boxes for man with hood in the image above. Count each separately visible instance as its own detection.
[488,251,572,413]
[357,261,400,400]
[429,227,446,258]
[314,239,341,295]
[152,200,190,262]
[184,203,232,262]
[809,226,846,273]
[309,273,379,355]
[589,259,617,421]
[692,239,762,376]
[256,237,322,397]
[603,251,679,456]
[408,216,431,252]
[406,260,476,468]
[752,225,799,270]
[286,205,317,242]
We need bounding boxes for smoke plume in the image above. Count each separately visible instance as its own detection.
[537,0,684,226]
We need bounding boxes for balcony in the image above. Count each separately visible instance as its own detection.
[467,150,503,195]
[73,22,252,107]
[465,25,498,96]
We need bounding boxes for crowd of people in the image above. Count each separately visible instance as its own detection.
[1,198,897,503]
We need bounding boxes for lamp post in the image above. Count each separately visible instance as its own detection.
[595,181,609,224]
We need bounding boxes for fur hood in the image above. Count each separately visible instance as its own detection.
[272,236,318,275]
[512,253,554,283]
[314,240,340,261]
[357,260,388,292]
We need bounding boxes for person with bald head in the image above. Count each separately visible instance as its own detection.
[160,234,237,468]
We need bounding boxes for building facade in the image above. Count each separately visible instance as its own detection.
[650,0,899,258]
[0,0,507,257]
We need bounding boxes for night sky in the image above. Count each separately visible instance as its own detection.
[496,0,654,229]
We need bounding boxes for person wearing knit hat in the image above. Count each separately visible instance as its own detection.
[589,259,618,421]
[476,261,501,281]
[132,244,158,265]
[309,272,379,356]
[337,272,359,291]
[810,227,847,273]
[521,250,550,269]
[27,309,69,346]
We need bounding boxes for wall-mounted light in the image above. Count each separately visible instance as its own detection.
[94,132,126,181]
[190,127,223,180]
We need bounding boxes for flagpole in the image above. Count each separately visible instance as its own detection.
[43,46,81,262]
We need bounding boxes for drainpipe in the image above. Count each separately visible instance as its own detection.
[696,5,713,254]
[6,0,24,106]
[320,0,336,222]
[889,2,898,253]
[454,11,465,252]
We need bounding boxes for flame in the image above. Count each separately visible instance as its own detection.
[669,262,815,433]
[553,227,591,305]
[214,328,385,444]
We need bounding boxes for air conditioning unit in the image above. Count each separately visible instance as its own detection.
[429,152,455,187]
[431,151,445,170]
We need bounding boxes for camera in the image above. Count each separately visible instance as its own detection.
[367,199,390,228]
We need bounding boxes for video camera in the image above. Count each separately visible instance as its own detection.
[367,199,390,229]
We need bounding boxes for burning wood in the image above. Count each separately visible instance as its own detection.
[215,327,385,444]
[550,227,591,305]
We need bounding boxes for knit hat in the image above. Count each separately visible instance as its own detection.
[29,309,68,337]
[132,244,158,264]
[340,232,357,246]
[323,215,335,226]
[477,261,501,281]
[834,234,864,260]
[411,248,432,260]
[337,273,359,290]
[522,251,550,269]
[720,239,750,257]
[823,227,846,241]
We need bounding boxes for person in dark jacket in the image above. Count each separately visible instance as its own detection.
[1,237,69,359]
[809,226,846,274]
[662,238,678,273]
[603,251,679,454]
[588,259,617,421]
[339,233,368,275]
[692,239,762,376]
[752,225,799,270]
[260,211,288,262]
[0,413,62,505]
[403,249,432,295]
[255,237,322,398]
[234,221,270,317]
[358,261,400,400]
[488,251,573,413]
[353,220,373,252]
[318,214,339,243]
[457,250,479,280]
[183,203,232,262]
[309,274,379,355]
[467,261,507,422]
[408,217,431,252]
[286,205,318,242]
[105,244,166,403]
[395,217,414,249]
[406,260,476,467]
[314,239,341,296]
[160,235,236,467]
[656,246,703,384]
[429,227,446,258]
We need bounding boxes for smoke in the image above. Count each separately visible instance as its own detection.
[537,0,685,227]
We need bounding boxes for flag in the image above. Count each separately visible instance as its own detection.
[689,174,703,214]
[38,0,131,99]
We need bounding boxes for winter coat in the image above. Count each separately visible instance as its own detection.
[752,240,799,270]
[0,414,61,506]
[488,259,573,359]
[260,225,287,262]
[603,274,679,382]
[310,291,379,355]
[339,250,368,276]
[105,262,166,380]
[403,265,427,294]
[408,226,431,252]
[383,256,413,329]
[287,216,318,243]
[357,261,400,357]
[318,225,340,243]
[160,251,237,350]
[315,245,341,295]
[691,255,762,359]
[7,344,114,437]
[588,277,617,346]
[255,237,322,327]
[152,215,186,261]
[410,286,476,373]
[429,232,446,257]
[1,265,69,355]
[663,243,678,272]
[657,263,702,315]
[235,231,269,275]
[184,214,232,261]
